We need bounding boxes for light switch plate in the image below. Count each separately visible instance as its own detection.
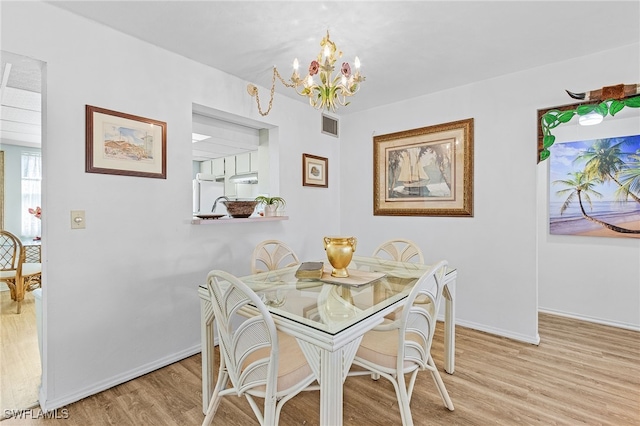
[71,210,86,229]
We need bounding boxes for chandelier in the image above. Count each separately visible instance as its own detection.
[247,31,365,116]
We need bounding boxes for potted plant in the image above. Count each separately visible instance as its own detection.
[254,195,286,217]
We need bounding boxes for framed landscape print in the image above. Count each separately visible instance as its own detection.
[86,105,167,179]
[373,118,474,217]
[302,153,328,188]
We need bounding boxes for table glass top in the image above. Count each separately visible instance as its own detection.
[202,256,454,335]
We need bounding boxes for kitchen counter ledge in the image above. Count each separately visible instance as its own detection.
[191,216,289,225]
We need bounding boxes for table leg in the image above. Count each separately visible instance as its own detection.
[443,281,455,374]
[297,337,361,426]
[200,298,215,413]
[320,349,345,425]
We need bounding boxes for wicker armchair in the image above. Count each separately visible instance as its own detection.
[251,240,300,274]
[0,230,41,313]
[349,261,454,425]
[202,270,317,425]
[372,238,424,263]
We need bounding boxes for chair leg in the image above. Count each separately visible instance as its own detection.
[202,369,229,425]
[15,276,25,314]
[395,373,414,426]
[428,355,454,411]
[8,282,17,300]
[263,395,277,426]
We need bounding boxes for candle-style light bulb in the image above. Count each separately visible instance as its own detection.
[306,75,314,86]
[341,75,347,86]
[354,56,361,69]
[293,58,299,70]
[324,45,331,58]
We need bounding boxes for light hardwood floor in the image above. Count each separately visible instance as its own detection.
[1,291,41,416]
[2,312,639,425]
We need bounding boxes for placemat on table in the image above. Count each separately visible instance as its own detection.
[320,269,385,287]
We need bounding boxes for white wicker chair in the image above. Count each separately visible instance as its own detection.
[251,240,300,274]
[372,239,425,322]
[372,239,424,263]
[349,261,454,425]
[202,270,317,426]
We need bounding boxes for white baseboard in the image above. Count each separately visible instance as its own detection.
[454,318,541,345]
[443,309,638,347]
[538,308,640,332]
[39,344,201,412]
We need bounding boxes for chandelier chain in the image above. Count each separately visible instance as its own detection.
[252,68,297,116]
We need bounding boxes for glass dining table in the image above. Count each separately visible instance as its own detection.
[198,255,457,426]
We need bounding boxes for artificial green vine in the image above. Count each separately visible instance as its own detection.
[540,95,640,162]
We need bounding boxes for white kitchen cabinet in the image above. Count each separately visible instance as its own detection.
[235,152,251,174]
[199,160,213,175]
[250,151,258,172]
[224,156,236,197]
[212,157,225,177]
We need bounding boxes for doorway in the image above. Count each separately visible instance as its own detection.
[0,50,44,416]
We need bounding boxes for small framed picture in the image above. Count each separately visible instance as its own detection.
[302,153,328,188]
[86,105,167,179]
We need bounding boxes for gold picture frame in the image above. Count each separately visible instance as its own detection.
[373,118,474,217]
[86,105,167,179]
[302,153,328,188]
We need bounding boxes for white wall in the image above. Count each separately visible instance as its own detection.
[341,43,640,342]
[3,0,638,413]
[341,76,540,343]
[535,47,640,330]
[2,1,341,411]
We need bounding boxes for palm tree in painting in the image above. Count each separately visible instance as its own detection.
[574,138,640,203]
[616,152,640,201]
[420,144,451,190]
[553,171,640,234]
[387,149,402,198]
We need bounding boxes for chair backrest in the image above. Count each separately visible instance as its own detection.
[372,239,424,263]
[207,270,279,397]
[397,260,448,370]
[0,230,23,272]
[251,240,300,274]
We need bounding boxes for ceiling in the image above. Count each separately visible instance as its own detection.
[49,1,639,115]
[3,1,639,153]
[0,52,42,148]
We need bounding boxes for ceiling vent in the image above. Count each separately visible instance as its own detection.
[321,114,339,138]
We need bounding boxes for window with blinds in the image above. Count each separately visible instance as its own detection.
[21,152,41,237]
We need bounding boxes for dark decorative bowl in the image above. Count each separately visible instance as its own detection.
[222,200,258,218]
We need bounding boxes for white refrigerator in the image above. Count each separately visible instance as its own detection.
[193,173,226,215]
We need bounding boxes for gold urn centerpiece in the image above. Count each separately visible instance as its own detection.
[323,236,357,278]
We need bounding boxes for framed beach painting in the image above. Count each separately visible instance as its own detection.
[86,105,167,179]
[549,134,640,238]
[373,118,474,217]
